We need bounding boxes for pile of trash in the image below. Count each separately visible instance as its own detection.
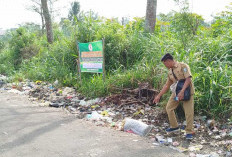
[0,75,231,157]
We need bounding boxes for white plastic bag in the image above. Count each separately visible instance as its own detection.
[170,82,177,95]
[124,118,152,136]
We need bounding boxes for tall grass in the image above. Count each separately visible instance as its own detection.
[0,13,231,118]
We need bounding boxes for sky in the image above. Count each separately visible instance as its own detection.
[0,0,231,29]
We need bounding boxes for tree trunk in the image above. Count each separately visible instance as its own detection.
[41,0,53,43]
[40,5,45,34]
[145,0,157,33]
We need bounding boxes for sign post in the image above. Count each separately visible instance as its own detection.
[77,40,105,83]
[102,38,106,82]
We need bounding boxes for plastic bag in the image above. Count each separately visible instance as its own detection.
[124,118,152,136]
[176,79,191,101]
[170,82,177,94]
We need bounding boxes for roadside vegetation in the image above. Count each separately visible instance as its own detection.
[0,3,231,119]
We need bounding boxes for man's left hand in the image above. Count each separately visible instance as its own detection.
[177,91,184,101]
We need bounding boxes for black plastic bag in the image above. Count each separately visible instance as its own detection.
[176,79,191,101]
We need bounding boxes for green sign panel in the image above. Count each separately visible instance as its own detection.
[78,40,104,73]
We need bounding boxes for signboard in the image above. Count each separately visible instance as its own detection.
[78,40,104,73]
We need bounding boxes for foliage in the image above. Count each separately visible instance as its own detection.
[0,27,38,74]
[0,7,232,119]
[68,1,80,23]
[0,40,4,51]
[0,49,15,75]
[18,22,42,35]
[169,2,204,49]
[211,3,232,37]
[8,27,39,69]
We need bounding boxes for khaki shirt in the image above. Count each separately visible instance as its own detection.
[166,61,195,95]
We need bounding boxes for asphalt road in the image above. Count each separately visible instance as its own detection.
[0,91,186,157]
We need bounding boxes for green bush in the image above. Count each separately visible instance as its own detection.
[8,27,39,69]
[0,49,15,75]
[0,40,5,51]
[0,10,231,119]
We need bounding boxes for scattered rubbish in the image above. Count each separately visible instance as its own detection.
[229,132,232,137]
[1,75,232,156]
[210,152,220,157]
[125,130,134,134]
[35,80,42,85]
[181,140,190,149]
[207,119,215,130]
[124,118,152,136]
[169,146,188,153]
[101,110,109,116]
[79,98,100,107]
[195,154,211,157]
[0,75,7,81]
[58,90,63,94]
[91,105,99,109]
[226,151,231,157]
[152,142,160,146]
[67,106,76,112]
[39,101,50,107]
[195,152,219,157]
[48,86,54,90]
[189,145,203,151]
[189,152,196,157]
[133,109,144,116]
[49,102,64,108]
[62,87,75,96]
[172,141,180,146]
[0,80,5,88]
[111,122,115,127]
[213,135,221,139]
[167,138,173,143]
[53,80,59,86]
[12,84,17,89]
[155,135,166,144]
[86,111,103,121]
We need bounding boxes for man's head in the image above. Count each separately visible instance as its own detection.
[161,53,175,69]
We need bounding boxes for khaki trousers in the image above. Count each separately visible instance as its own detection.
[166,93,194,134]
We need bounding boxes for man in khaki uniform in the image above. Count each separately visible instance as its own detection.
[153,53,195,139]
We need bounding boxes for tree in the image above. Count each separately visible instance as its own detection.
[48,0,60,21]
[145,0,157,33]
[41,0,54,43]
[68,1,80,23]
[28,0,58,35]
[171,12,204,36]
[27,0,45,34]
[121,17,130,26]
[168,1,204,49]
[211,3,232,37]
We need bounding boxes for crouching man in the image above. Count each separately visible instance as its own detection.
[153,53,195,139]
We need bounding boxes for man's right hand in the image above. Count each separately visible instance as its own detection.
[153,95,161,104]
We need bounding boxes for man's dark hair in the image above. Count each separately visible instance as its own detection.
[161,53,174,62]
